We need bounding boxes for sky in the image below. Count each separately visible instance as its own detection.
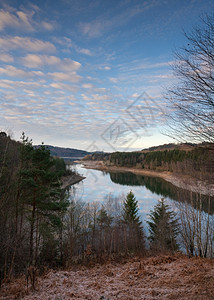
[0,0,213,152]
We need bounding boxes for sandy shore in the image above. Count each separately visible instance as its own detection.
[80,160,214,196]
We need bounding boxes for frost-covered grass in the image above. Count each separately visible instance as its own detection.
[1,253,214,299]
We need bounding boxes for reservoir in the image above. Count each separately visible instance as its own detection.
[69,164,213,226]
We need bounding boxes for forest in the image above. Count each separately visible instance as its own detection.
[0,133,151,283]
[110,147,212,169]
[0,133,68,282]
[86,145,214,183]
[1,133,213,288]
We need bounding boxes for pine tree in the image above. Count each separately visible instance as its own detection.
[123,191,142,225]
[122,191,144,252]
[147,198,179,252]
[19,134,69,264]
[97,207,113,228]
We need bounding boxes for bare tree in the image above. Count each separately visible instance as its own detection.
[176,190,214,258]
[167,13,214,143]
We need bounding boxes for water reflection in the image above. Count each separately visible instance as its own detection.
[110,172,175,198]
[109,171,214,214]
[69,164,213,255]
[71,165,213,219]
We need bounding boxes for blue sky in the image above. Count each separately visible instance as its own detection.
[0,0,212,152]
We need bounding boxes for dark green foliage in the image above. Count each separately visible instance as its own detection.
[83,152,110,161]
[122,191,142,226]
[110,172,175,198]
[144,149,186,165]
[108,146,213,178]
[147,198,179,252]
[110,151,143,167]
[19,134,69,263]
[0,133,69,279]
[121,191,144,253]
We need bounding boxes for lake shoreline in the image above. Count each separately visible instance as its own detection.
[79,160,214,196]
[61,174,86,189]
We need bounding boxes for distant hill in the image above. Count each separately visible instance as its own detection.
[141,142,214,152]
[34,145,91,159]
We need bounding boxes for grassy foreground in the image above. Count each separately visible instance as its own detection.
[1,253,213,299]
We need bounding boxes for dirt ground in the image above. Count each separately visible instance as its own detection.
[1,253,214,300]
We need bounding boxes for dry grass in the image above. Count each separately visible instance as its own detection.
[1,253,214,299]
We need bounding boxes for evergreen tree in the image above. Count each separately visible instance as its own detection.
[122,191,144,252]
[19,134,69,264]
[123,191,142,226]
[97,207,113,228]
[147,198,179,252]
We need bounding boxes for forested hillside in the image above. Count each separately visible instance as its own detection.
[34,145,90,159]
[84,143,214,182]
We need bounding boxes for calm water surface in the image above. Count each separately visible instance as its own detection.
[70,164,179,225]
[68,164,213,251]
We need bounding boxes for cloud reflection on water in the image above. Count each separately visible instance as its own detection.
[71,164,173,224]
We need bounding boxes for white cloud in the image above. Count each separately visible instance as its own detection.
[78,13,123,39]
[98,65,111,71]
[48,72,82,83]
[21,54,81,71]
[81,93,110,101]
[0,36,56,52]
[53,37,92,56]
[79,21,104,38]
[77,48,92,56]
[81,93,91,101]
[0,79,42,90]
[32,71,44,76]
[0,65,31,78]
[109,77,118,83]
[50,82,78,92]
[95,87,107,93]
[16,11,34,30]
[0,53,14,62]
[60,58,81,72]
[0,7,55,32]
[131,93,140,98]
[0,9,33,31]
[53,36,72,48]
[41,21,54,31]
[82,83,93,89]
[49,101,65,107]
[21,54,60,68]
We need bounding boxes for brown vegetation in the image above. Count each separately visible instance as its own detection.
[1,253,213,299]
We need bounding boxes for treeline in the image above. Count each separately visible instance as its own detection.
[109,147,213,180]
[83,152,110,161]
[0,133,70,282]
[37,145,90,158]
[0,132,180,283]
[0,134,145,283]
[1,134,213,285]
[63,192,145,267]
